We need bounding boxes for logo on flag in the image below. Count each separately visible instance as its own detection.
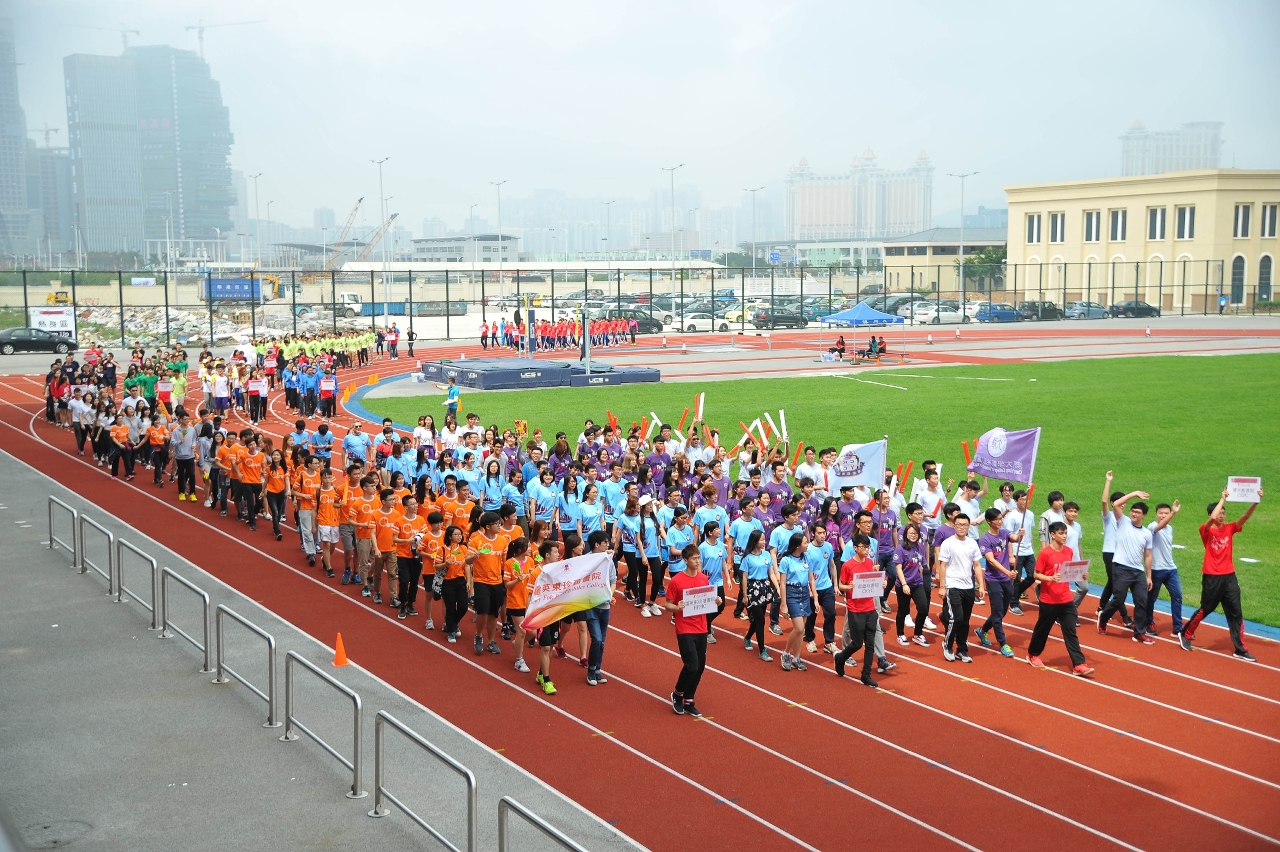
[520,551,612,631]
[970,427,1040,483]
[827,439,886,491]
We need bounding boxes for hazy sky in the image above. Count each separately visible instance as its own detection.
[11,0,1280,230]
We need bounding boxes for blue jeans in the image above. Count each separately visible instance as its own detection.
[583,605,610,677]
[1148,569,1183,633]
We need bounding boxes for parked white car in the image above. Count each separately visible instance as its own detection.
[913,303,967,324]
[680,312,732,333]
[964,300,990,320]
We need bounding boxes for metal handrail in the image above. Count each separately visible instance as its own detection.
[78,514,115,594]
[158,567,214,673]
[279,651,366,799]
[47,496,78,567]
[498,797,589,852]
[211,604,280,728]
[367,711,477,852]
[114,538,161,630]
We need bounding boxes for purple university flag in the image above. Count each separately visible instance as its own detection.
[970,427,1041,484]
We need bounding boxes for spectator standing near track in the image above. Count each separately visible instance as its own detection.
[1180,488,1264,660]
[1027,521,1094,676]
[665,543,715,717]
[1097,491,1154,645]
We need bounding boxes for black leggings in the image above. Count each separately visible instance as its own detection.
[625,551,649,601]
[706,584,726,635]
[266,489,287,535]
[648,560,667,603]
[895,583,929,637]
[441,577,469,634]
[674,632,707,701]
[746,604,768,648]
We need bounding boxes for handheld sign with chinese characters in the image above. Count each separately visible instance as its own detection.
[1226,477,1262,503]
[681,586,719,617]
[851,572,885,599]
[1058,560,1090,584]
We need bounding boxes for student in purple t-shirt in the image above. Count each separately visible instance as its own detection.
[870,489,900,573]
[761,461,794,504]
[708,460,732,507]
[744,469,764,501]
[976,507,1021,657]
[835,486,862,525]
[893,524,930,644]
[645,437,672,480]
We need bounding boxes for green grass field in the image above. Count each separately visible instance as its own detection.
[364,354,1280,626]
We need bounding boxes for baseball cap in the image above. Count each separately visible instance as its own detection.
[638,494,654,507]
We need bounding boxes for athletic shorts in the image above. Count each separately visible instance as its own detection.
[472,582,504,617]
[537,622,561,647]
[339,523,356,550]
[563,611,589,624]
[317,525,340,544]
[506,608,526,621]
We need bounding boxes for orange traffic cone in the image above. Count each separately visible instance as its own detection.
[333,633,349,667]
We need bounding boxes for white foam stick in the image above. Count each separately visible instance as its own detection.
[694,392,705,423]
[645,413,661,441]
[755,419,770,448]
[779,409,789,445]
[763,412,780,444]
[745,418,763,447]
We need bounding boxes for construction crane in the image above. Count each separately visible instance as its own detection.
[352,213,399,265]
[28,124,60,149]
[325,197,363,270]
[69,24,140,52]
[184,19,266,59]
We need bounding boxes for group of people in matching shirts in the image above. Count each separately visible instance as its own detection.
[69,392,1267,712]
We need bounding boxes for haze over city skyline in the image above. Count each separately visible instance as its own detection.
[11,0,1279,238]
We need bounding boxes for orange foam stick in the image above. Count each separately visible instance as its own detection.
[790,441,805,468]
[640,416,649,442]
[702,424,712,445]
[961,440,972,466]
[894,462,903,483]
[1027,483,1036,503]
[677,406,690,432]
[900,460,914,492]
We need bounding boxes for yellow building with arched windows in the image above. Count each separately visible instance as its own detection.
[1005,170,1278,312]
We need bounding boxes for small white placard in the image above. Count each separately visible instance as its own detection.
[1058,560,1090,584]
[320,378,337,391]
[1226,476,1262,503]
[681,585,719,616]
[851,571,885,599]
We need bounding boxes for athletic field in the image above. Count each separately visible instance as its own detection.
[364,353,1280,626]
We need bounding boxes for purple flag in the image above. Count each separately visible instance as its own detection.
[970,427,1041,484]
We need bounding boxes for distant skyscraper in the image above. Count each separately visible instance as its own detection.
[128,45,234,249]
[784,150,933,241]
[420,217,447,238]
[314,207,336,229]
[29,145,74,253]
[0,17,36,252]
[1120,121,1222,176]
[65,53,145,253]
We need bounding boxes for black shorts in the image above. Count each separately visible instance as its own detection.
[562,611,589,624]
[472,582,504,617]
[537,622,561,647]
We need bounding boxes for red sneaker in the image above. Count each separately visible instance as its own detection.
[1072,663,1095,677]
[1028,655,1046,669]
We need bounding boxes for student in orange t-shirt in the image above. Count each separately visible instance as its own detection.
[466,511,510,655]
[235,437,267,532]
[439,525,471,640]
[109,416,135,480]
[419,511,446,631]
[295,453,323,564]
[147,419,170,487]
[213,432,238,515]
[264,448,291,541]
[339,461,366,584]
[369,488,401,605]
[393,495,429,619]
[349,476,379,592]
[502,537,536,671]
[314,467,344,578]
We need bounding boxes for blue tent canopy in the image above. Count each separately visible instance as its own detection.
[819,302,904,326]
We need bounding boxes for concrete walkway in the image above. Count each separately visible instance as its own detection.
[0,449,642,852]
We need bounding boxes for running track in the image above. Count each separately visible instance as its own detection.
[3,340,1279,851]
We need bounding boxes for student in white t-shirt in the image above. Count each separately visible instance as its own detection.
[991,482,1017,516]
[1063,501,1087,609]
[1005,489,1037,616]
[936,513,985,663]
[794,447,823,490]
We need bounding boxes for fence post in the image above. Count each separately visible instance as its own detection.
[1158,260,1163,315]
[679,268,685,331]
[117,270,125,347]
[480,270,486,323]
[47,496,79,568]
[250,271,257,341]
[370,271,376,333]
[1203,260,1209,315]
[69,269,78,342]
[445,270,451,340]
[328,270,336,334]
[21,268,27,325]
[1180,259,1186,316]
[769,267,774,326]
[407,270,414,341]
[163,270,171,346]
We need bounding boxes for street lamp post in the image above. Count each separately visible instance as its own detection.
[265,201,274,268]
[948,171,978,298]
[744,186,763,276]
[602,199,615,276]
[371,157,390,325]
[662,164,684,288]
[249,173,263,268]
[491,180,507,297]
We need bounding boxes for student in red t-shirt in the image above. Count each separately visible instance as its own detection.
[1026,521,1094,676]
[664,543,717,718]
[1180,487,1263,659]
[834,534,883,687]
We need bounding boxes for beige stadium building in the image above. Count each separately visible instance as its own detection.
[1005,169,1278,312]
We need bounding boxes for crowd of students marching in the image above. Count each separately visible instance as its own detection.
[476,315,639,353]
[43,350,1265,713]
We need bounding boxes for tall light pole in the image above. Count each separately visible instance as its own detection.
[320,227,328,271]
[744,186,764,275]
[948,171,977,296]
[491,180,507,296]
[249,173,263,268]
[213,227,222,265]
[265,201,274,267]
[371,157,390,323]
[602,200,615,273]
[163,190,174,270]
[548,227,557,262]
[661,164,684,287]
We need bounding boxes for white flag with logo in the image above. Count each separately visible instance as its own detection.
[827,439,886,492]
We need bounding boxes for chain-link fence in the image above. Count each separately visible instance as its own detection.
[0,262,1271,348]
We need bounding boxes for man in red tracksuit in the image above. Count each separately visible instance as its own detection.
[1179,487,1264,661]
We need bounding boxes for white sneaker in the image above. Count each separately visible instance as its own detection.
[641,606,653,618]
[514,658,530,673]
[805,641,818,653]
[424,619,435,631]
[905,614,915,628]
[925,617,938,630]
[649,603,664,616]
[897,635,909,645]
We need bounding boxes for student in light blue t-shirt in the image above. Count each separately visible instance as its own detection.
[698,521,728,640]
[803,524,839,652]
[657,507,696,615]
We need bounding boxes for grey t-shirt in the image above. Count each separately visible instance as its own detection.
[1112,515,1153,569]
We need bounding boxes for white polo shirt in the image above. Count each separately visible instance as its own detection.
[938,535,982,589]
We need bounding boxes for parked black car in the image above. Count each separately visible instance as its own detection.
[604,309,664,333]
[0,327,78,355]
[1108,300,1161,318]
[1018,300,1064,320]
[751,308,808,329]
